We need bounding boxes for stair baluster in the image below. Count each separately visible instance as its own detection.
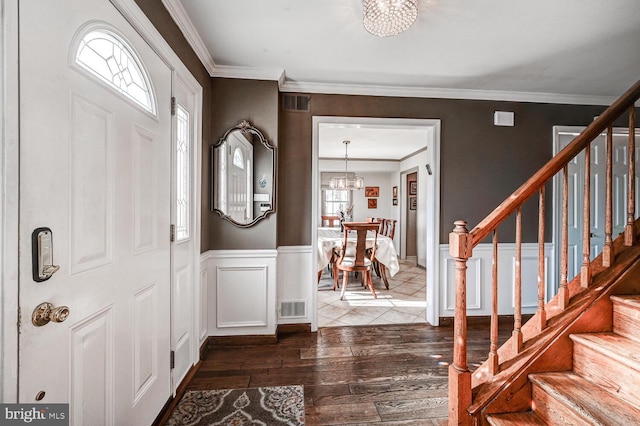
[558,166,570,309]
[603,125,614,267]
[489,229,499,375]
[513,207,523,352]
[536,188,546,331]
[626,107,636,246]
[581,141,591,288]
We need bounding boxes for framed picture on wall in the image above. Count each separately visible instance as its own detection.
[365,186,379,197]
[409,196,417,210]
[409,181,417,195]
[368,198,377,209]
[393,199,398,206]
[393,186,398,198]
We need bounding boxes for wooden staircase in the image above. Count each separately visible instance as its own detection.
[487,295,640,425]
[448,79,640,425]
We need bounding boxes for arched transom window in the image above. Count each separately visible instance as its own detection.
[233,147,244,169]
[74,29,156,115]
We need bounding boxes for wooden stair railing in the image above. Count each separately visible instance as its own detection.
[448,78,640,426]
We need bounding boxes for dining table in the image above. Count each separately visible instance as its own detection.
[317,226,400,287]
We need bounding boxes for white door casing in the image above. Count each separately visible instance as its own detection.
[553,126,640,286]
[311,116,441,329]
[19,1,171,424]
[170,74,199,393]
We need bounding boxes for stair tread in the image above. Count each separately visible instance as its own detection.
[529,371,640,424]
[570,332,640,368]
[487,411,547,425]
[611,294,640,308]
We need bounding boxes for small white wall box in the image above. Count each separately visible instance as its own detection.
[494,111,514,127]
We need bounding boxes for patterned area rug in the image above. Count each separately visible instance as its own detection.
[166,385,305,425]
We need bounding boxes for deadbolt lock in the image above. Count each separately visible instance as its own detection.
[32,302,70,327]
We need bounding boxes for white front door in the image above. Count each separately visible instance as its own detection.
[18,0,172,424]
[554,127,640,282]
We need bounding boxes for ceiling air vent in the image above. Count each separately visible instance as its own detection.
[282,95,310,112]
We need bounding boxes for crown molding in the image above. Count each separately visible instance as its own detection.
[161,0,217,75]
[211,65,286,85]
[280,81,618,106]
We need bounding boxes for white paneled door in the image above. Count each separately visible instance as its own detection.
[555,127,640,282]
[19,0,172,424]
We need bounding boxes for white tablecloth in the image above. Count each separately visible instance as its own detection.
[317,227,399,276]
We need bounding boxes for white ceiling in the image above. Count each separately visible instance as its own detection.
[318,122,428,160]
[163,0,640,157]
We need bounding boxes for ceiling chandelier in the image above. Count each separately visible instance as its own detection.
[363,0,418,37]
[329,140,365,190]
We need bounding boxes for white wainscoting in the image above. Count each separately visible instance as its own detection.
[439,243,556,317]
[277,246,313,325]
[205,249,277,336]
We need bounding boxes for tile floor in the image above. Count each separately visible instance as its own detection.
[317,258,427,327]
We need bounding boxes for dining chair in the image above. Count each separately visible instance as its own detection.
[333,222,379,300]
[385,219,397,240]
[321,215,340,227]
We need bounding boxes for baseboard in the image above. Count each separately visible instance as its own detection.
[205,324,313,348]
[199,339,208,360]
[207,334,278,347]
[438,314,534,327]
[151,360,202,426]
[277,323,312,334]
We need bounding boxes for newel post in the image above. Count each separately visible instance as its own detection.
[448,220,473,426]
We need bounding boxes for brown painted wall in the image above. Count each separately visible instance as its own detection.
[134,2,637,250]
[278,93,632,246]
[210,78,279,250]
[134,0,213,253]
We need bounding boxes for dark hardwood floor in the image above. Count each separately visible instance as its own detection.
[172,321,511,425]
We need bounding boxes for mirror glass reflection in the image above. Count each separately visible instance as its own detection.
[212,120,276,227]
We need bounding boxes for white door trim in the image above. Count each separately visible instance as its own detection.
[311,116,441,330]
[1,0,20,402]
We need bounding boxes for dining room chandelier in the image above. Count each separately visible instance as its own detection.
[363,0,418,37]
[329,140,365,190]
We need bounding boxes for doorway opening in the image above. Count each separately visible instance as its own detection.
[311,116,441,330]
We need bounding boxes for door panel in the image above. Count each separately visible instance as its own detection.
[19,0,171,424]
[557,129,640,282]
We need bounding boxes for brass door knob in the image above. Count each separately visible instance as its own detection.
[32,302,70,327]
